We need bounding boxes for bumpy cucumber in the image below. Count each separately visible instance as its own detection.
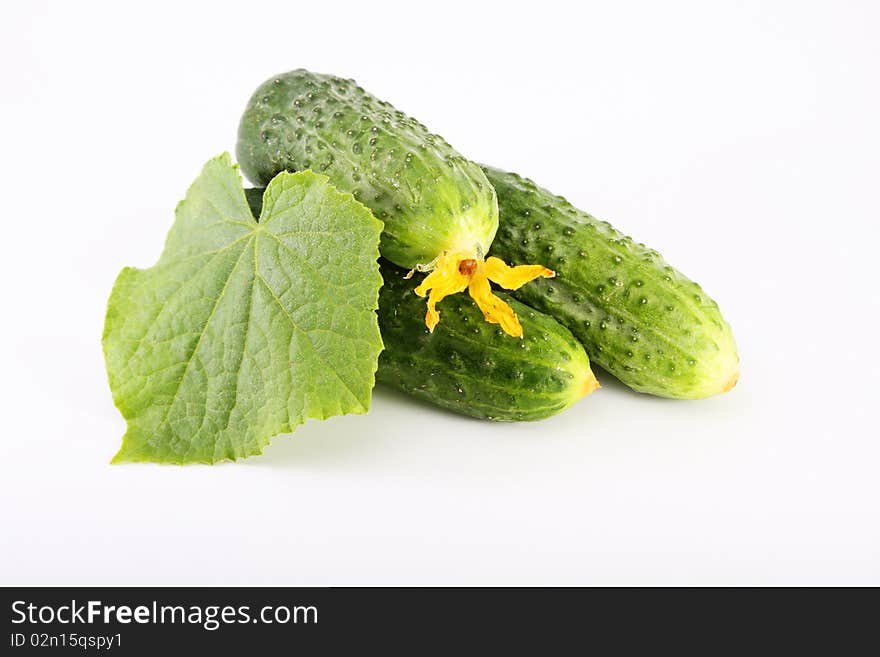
[483,166,739,399]
[237,70,498,269]
[377,261,598,421]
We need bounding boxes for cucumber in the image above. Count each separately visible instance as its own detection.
[236,70,553,338]
[482,166,739,399]
[237,70,497,269]
[377,261,598,421]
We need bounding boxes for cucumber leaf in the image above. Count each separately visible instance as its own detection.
[103,153,384,464]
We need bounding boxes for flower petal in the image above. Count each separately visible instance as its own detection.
[468,272,524,338]
[413,252,469,331]
[483,256,555,290]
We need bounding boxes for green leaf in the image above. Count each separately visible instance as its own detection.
[103,153,384,464]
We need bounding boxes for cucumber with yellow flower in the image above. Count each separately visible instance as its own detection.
[236,69,552,337]
[376,261,598,421]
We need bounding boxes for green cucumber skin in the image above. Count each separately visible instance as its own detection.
[237,70,498,269]
[483,166,739,399]
[377,261,595,421]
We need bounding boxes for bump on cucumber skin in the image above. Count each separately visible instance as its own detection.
[377,261,595,421]
[237,70,498,269]
[482,166,739,400]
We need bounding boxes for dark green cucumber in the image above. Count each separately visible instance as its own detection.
[377,261,598,421]
[483,166,739,399]
[237,70,498,269]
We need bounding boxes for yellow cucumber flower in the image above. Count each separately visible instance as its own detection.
[413,252,555,338]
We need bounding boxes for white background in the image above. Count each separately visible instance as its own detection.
[1,0,877,586]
